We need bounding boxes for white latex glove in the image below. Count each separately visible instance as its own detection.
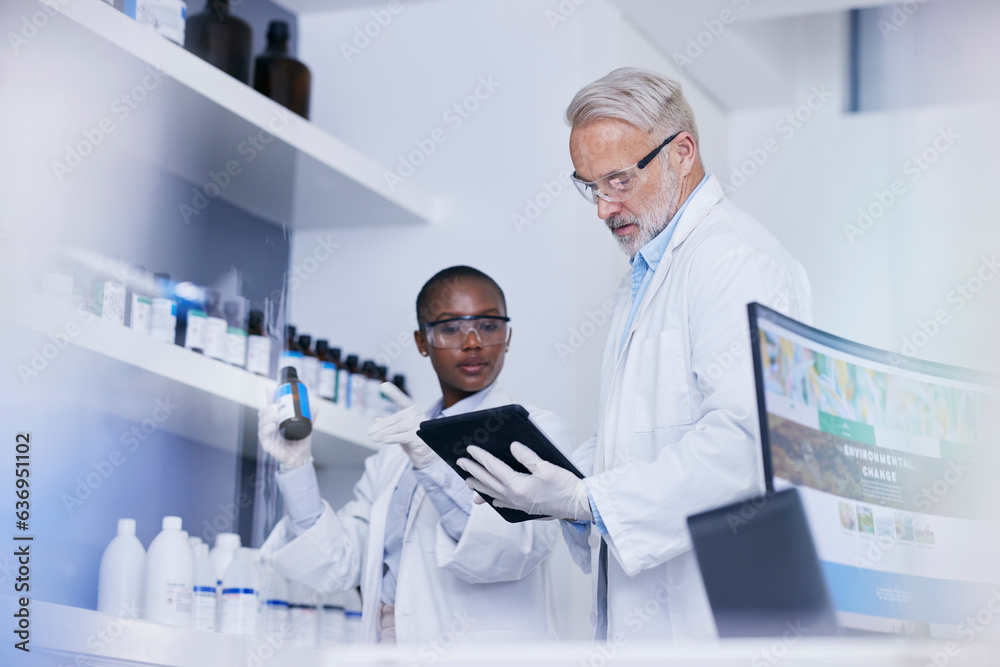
[258,382,314,472]
[457,442,593,521]
[367,382,437,469]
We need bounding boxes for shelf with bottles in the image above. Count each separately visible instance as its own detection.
[34,600,370,667]
[35,0,436,229]
[7,285,382,467]
[13,245,414,465]
[88,515,363,655]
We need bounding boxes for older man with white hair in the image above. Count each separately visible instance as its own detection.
[459,68,812,643]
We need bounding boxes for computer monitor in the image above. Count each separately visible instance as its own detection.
[748,303,1000,637]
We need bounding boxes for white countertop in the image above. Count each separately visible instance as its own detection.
[31,600,998,666]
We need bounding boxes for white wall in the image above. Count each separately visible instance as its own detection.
[726,11,1000,374]
[289,0,728,443]
[289,0,729,640]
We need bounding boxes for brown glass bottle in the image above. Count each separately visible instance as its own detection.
[279,325,303,382]
[253,21,311,118]
[185,0,253,84]
[298,334,319,392]
[314,340,334,401]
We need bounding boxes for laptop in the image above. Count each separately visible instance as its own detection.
[687,486,840,637]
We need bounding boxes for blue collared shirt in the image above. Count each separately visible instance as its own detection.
[618,174,710,356]
[584,175,710,535]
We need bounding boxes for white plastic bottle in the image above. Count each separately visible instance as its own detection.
[143,516,193,627]
[259,561,290,637]
[210,533,241,590]
[318,591,345,648]
[210,533,241,629]
[343,610,362,643]
[287,580,319,648]
[97,518,146,618]
[190,540,217,631]
[338,587,362,643]
[219,547,259,635]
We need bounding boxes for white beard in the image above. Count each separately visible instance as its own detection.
[607,167,682,258]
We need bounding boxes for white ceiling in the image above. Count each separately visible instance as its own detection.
[608,0,947,110]
[272,0,944,110]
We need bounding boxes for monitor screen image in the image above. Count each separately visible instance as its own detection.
[748,303,1000,638]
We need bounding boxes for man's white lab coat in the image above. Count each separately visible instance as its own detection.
[563,175,812,642]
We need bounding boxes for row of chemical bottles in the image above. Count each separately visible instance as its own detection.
[43,263,408,419]
[279,324,407,419]
[97,517,361,647]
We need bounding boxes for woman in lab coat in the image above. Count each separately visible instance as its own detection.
[258,266,575,644]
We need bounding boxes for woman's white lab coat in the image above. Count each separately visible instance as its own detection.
[563,175,812,643]
[261,383,575,644]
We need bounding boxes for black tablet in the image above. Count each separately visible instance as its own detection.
[416,404,583,523]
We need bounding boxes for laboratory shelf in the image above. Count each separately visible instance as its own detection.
[44,0,436,229]
[31,600,970,667]
[8,290,378,467]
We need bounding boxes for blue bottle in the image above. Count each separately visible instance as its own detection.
[275,366,312,440]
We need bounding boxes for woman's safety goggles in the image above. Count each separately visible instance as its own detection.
[571,131,681,204]
[421,315,511,349]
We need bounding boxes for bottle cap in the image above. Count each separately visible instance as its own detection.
[195,542,210,558]
[162,516,182,531]
[249,310,264,327]
[267,20,290,43]
[315,339,329,353]
[298,334,312,350]
[280,366,300,383]
[285,324,297,339]
[117,518,136,536]
[189,535,203,546]
[329,347,342,361]
[216,532,241,550]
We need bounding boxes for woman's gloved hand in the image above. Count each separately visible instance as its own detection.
[368,383,437,469]
[258,382,314,472]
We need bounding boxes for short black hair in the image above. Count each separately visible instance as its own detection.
[416,266,506,325]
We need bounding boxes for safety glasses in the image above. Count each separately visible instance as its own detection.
[571,131,681,204]
[421,315,511,349]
